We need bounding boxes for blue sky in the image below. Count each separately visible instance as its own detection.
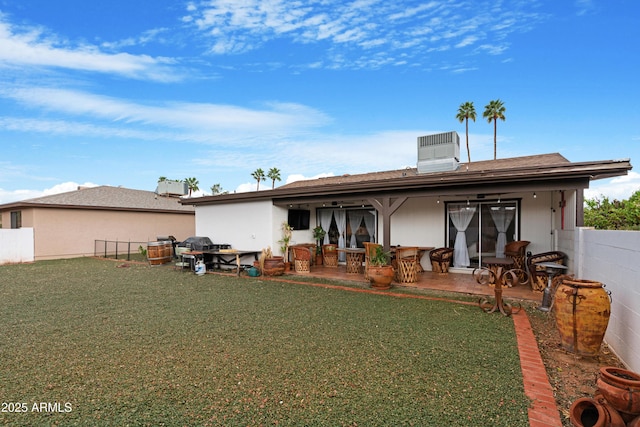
[0,0,638,203]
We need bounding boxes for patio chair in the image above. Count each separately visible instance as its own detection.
[504,240,530,280]
[292,246,311,274]
[429,247,454,273]
[395,246,419,283]
[322,244,339,268]
[363,242,382,279]
[526,251,567,291]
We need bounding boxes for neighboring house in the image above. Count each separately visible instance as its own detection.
[0,185,195,261]
[184,133,631,273]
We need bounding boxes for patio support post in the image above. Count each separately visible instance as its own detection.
[367,196,407,252]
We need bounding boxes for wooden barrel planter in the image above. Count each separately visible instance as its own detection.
[262,256,285,276]
[147,241,166,265]
[553,278,611,356]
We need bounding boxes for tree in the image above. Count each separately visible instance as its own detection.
[210,183,225,195]
[584,190,640,230]
[267,167,281,189]
[184,177,199,197]
[483,99,506,160]
[456,101,476,164]
[252,168,265,191]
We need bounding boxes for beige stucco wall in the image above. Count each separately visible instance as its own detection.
[22,207,194,260]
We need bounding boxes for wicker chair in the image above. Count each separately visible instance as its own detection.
[292,246,311,274]
[526,251,567,291]
[429,247,454,273]
[504,240,530,280]
[322,244,339,268]
[363,242,382,279]
[395,246,419,283]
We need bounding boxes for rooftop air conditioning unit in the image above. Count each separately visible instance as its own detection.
[417,131,460,173]
[156,180,188,196]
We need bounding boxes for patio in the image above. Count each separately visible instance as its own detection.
[287,263,541,303]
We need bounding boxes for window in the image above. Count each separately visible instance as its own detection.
[10,211,22,229]
[446,199,520,268]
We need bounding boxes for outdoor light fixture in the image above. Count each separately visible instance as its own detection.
[533,192,537,198]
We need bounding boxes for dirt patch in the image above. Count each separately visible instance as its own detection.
[527,306,626,426]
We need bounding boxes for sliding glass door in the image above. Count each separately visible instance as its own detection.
[446,200,520,269]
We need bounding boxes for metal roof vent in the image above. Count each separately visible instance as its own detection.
[417,131,460,173]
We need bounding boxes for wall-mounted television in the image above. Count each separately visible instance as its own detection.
[287,209,310,230]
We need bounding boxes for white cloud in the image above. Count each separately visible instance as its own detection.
[1,86,331,143]
[0,18,181,82]
[584,172,640,201]
[183,0,546,69]
[0,181,98,204]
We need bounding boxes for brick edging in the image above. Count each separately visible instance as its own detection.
[513,311,563,427]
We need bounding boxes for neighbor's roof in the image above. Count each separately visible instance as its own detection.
[183,153,632,207]
[0,185,195,214]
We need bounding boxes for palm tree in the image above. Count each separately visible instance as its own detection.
[210,183,223,195]
[184,177,199,197]
[456,101,476,164]
[252,168,265,191]
[483,99,506,160]
[267,167,281,189]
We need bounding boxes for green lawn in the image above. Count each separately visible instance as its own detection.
[0,258,529,426]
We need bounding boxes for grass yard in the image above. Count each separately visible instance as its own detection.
[0,258,529,426]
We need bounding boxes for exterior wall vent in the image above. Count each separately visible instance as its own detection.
[156,180,188,196]
[417,131,460,173]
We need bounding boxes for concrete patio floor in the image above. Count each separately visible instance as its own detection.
[288,263,542,304]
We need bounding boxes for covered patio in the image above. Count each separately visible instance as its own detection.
[286,263,541,303]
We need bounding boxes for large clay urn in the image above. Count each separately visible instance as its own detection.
[262,256,285,276]
[368,265,394,290]
[596,367,640,418]
[553,278,611,356]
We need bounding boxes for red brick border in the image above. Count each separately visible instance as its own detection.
[513,311,563,427]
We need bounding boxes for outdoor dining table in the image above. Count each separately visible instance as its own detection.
[183,250,261,276]
[474,256,522,316]
[336,248,365,274]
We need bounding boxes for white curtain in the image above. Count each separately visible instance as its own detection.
[363,211,376,242]
[334,210,347,262]
[348,211,365,248]
[450,205,477,268]
[490,207,515,258]
[319,210,333,244]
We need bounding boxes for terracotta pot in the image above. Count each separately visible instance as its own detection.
[553,278,611,356]
[627,414,640,427]
[569,395,625,427]
[596,367,640,417]
[315,254,323,266]
[263,257,285,276]
[368,265,394,290]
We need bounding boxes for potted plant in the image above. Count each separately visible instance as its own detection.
[368,246,394,289]
[278,222,293,271]
[312,226,326,265]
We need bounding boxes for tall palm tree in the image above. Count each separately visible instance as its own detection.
[483,99,506,160]
[456,101,476,164]
[252,168,265,191]
[184,177,199,197]
[267,167,281,189]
